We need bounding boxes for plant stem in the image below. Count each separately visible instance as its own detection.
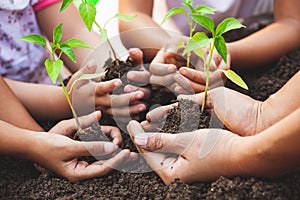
[93,20,119,66]
[201,40,214,113]
[58,75,84,134]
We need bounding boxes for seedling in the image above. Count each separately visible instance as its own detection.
[20,23,103,135]
[162,0,248,113]
[60,0,136,64]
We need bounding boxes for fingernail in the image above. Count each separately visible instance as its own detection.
[167,65,176,73]
[135,91,144,99]
[179,68,187,75]
[134,135,148,146]
[104,143,117,154]
[138,105,146,111]
[113,79,122,87]
[127,71,136,80]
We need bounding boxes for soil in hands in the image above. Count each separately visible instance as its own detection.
[160,99,211,134]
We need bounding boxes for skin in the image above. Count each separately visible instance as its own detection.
[6,49,149,122]
[127,107,300,185]
[126,69,300,185]
[119,0,300,93]
[142,70,300,137]
[0,76,134,181]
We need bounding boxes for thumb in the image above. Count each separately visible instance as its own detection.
[75,141,118,157]
[128,48,143,66]
[127,121,193,155]
[77,111,102,128]
[67,59,97,90]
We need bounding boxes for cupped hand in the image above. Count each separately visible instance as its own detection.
[31,111,134,182]
[178,87,266,136]
[127,120,244,185]
[67,60,147,122]
[174,49,230,94]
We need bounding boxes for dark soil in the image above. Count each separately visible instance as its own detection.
[1,14,300,199]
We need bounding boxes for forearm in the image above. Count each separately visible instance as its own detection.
[239,108,300,177]
[5,79,71,121]
[36,2,100,73]
[119,0,171,62]
[259,71,300,130]
[228,0,300,69]
[0,120,39,159]
[228,20,300,69]
[0,77,43,131]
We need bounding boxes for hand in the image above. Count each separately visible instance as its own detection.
[30,111,134,182]
[127,120,244,184]
[178,87,267,136]
[174,48,230,94]
[67,60,147,122]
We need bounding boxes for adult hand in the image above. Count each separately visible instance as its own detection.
[178,87,268,136]
[127,120,244,185]
[67,60,147,122]
[30,111,134,182]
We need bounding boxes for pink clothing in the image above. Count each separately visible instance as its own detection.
[0,0,61,84]
[33,0,61,11]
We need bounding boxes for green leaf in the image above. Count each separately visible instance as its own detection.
[60,0,73,12]
[19,34,46,46]
[64,39,93,49]
[60,44,76,63]
[79,2,96,32]
[193,48,205,61]
[183,32,211,55]
[161,7,187,25]
[190,14,214,33]
[68,71,106,94]
[53,23,63,44]
[45,59,63,84]
[216,17,245,35]
[177,38,186,49]
[219,69,248,90]
[182,0,194,12]
[214,36,227,63]
[100,28,108,42]
[194,5,216,15]
[87,0,99,5]
[113,13,137,22]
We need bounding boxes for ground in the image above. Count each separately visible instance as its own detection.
[1,15,300,199]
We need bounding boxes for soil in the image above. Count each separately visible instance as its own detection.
[1,14,300,199]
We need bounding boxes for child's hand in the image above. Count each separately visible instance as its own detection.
[67,60,147,122]
[30,111,134,182]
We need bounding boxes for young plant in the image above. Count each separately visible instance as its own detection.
[60,0,136,64]
[162,0,248,113]
[161,0,216,67]
[20,23,100,135]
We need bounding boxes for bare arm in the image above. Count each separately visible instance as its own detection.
[228,0,300,69]
[119,0,171,62]
[0,77,43,131]
[35,2,101,73]
[5,78,70,121]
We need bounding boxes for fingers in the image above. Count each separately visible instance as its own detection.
[127,70,150,84]
[75,141,119,157]
[124,85,151,99]
[50,111,101,137]
[177,92,213,109]
[101,125,122,146]
[95,79,122,96]
[146,103,177,123]
[67,60,97,90]
[70,149,131,182]
[128,48,143,66]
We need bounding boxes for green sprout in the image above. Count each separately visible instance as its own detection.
[20,23,103,135]
[162,0,248,113]
[60,0,136,64]
[161,0,216,68]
